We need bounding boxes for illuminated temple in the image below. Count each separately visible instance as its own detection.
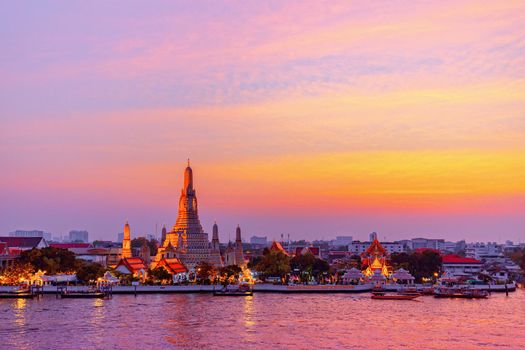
[361,238,390,278]
[155,161,210,269]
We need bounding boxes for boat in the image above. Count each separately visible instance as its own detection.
[0,287,34,299]
[371,291,420,300]
[434,287,489,299]
[213,284,253,296]
[60,288,107,299]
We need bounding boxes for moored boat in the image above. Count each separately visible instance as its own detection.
[60,290,106,299]
[434,287,488,299]
[0,286,34,299]
[371,291,420,300]
[213,283,253,296]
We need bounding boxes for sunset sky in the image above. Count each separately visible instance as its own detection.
[1,1,524,242]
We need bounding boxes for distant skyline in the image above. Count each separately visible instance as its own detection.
[1,1,524,242]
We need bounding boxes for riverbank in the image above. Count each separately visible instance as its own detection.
[0,282,517,294]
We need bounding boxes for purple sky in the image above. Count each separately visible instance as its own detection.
[1,1,524,243]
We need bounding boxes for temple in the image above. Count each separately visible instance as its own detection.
[361,238,390,278]
[155,161,210,269]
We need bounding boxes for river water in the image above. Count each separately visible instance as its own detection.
[1,290,524,349]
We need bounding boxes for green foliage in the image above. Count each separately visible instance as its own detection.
[196,261,217,284]
[148,267,172,284]
[290,252,330,282]
[390,251,442,282]
[219,265,242,283]
[508,248,525,270]
[0,263,34,284]
[19,247,78,274]
[255,250,290,278]
[76,262,105,283]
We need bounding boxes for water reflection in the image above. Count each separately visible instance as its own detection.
[0,291,524,349]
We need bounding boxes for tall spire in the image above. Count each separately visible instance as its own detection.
[184,160,193,194]
[161,224,167,246]
[235,225,242,243]
[122,220,132,258]
[211,221,220,251]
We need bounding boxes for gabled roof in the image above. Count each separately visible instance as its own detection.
[156,258,187,274]
[270,241,289,256]
[116,257,147,274]
[442,254,481,264]
[295,246,320,257]
[0,236,46,248]
[365,239,386,255]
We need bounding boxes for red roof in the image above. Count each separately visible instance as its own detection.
[295,247,320,257]
[116,257,148,274]
[270,241,289,256]
[156,258,187,274]
[50,243,91,249]
[442,254,481,264]
[0,242,7,255]
[0,237,45,248]
[366,239,386,255]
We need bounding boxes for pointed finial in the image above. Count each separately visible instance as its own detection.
[187,158,190,167]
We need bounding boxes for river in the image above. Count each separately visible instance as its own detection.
[1,290,524,349]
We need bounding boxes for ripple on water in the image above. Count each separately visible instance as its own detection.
[1,291,525,349]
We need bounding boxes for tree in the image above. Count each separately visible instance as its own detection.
[219,265,242,284]
[255,250,290,280]
[148,267,172,284]
[195,261,217,284]
[0,263,34,285]
[19,247,77,274]
[290,252,330,282]
[76,262,105,284]
[390,251,442,282]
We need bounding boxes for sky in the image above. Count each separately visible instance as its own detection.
[1,1,525,243]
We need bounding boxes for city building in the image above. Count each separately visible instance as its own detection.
[465,242,504,263]
[349,239,404,255]
[69,230,89,243]
[329,236,353,247]
[409,238,445,251]
[9,230,52,241]
[250,236,268,247]
[442,254,482,278]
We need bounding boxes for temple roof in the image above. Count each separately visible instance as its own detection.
[270,241,289,256]
[156,258,187,274]
[365,239,387,255]
[116,257,147,274]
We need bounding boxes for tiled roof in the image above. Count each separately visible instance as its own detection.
[442,254,481,264]
[117,257,147,273]
[295,247,320,256]
[270,241,289,256]
[0,237,44,248]
[158,258,187,274]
